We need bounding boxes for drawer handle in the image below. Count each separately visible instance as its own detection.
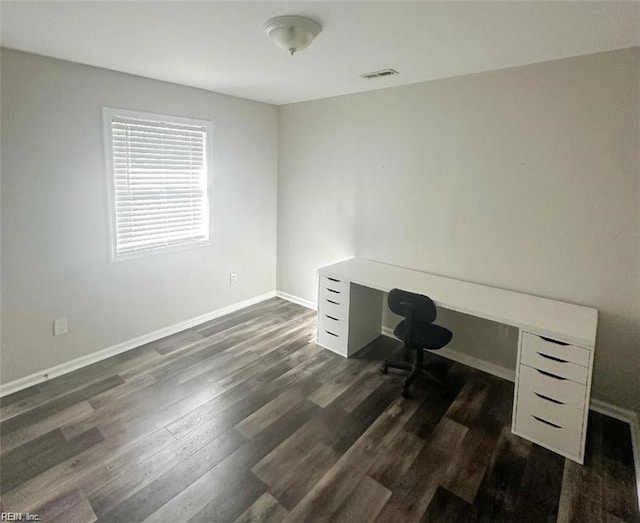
[532,415,562,429]
[326,299,340,305]
[537,352,568,364]
[327,288,341,294]
[534,392,564,405]
[539,335,569,346]
[325,315,339,321]
[325,330,339,337]
[535,369,566,381]
[326,277,341,283]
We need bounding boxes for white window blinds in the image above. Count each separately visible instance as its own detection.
[105,109,212,259]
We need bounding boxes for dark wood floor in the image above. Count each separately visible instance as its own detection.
[1,298,638,522]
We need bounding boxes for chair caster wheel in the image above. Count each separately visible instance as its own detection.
[402,388,411,399]
[380,365,388,375]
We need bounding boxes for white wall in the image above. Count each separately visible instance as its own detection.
[277,48,640,414]
[1,49,278,383]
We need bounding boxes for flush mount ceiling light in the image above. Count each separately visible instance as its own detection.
[264,16,321,56]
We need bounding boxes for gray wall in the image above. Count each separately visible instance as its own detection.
[1,49,278,383]
[277,48,640,414]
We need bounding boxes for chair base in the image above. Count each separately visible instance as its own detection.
[381,348,448,398]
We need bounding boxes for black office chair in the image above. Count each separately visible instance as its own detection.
[381,288,453,398]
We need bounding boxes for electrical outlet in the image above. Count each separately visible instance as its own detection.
[230,272,238,285]
[54,317,68,336]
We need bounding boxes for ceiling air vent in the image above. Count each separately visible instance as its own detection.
[361,69,399,79]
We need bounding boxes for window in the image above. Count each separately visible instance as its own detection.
[104,108,212,260]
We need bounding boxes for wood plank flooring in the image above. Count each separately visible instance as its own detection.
[1,297,638,522]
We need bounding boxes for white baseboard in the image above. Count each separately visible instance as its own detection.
[590,398,640,425]
[381,327,516,382]
[0,291,276,398]
[276,290,316,310]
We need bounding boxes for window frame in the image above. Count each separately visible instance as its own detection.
[103,107,214,262]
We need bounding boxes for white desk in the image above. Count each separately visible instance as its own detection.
[316,257,598,463]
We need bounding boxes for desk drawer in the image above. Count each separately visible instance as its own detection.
[319,284,349,306]
[318,313,348,339]
[514,409,582,460]
[319,300,348,322]
[319,275,349,294]
[318,287,348,318]
[521,349,588,384]
[318,286,349,319]
[521,332,590,366]
[317,324,348,356]
[516,387,584,434]
[518,364,587,408]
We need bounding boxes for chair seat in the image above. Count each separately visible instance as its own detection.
[394,321,452,350]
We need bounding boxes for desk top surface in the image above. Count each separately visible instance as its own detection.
[319,258,598,348]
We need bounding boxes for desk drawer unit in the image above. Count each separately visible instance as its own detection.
[317,275,350,356]
[513,331,593,463]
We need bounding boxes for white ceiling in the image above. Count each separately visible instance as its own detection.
[2,1,639,106]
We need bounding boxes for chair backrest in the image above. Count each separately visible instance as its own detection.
[388,288,437,324]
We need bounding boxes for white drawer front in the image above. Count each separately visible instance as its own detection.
[319,275,349,294]
[317,326,348,356]
[516,387,584,434]
[318,313,348,339]
[319,284,349,306]
[521,349,588,384]
[319,300,348,322]
[522,332,591,366]
[515,409,582,460]
[518,364,587,408]
[318,284,349,321]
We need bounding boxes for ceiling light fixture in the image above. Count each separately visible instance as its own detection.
[264,16,321,56]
